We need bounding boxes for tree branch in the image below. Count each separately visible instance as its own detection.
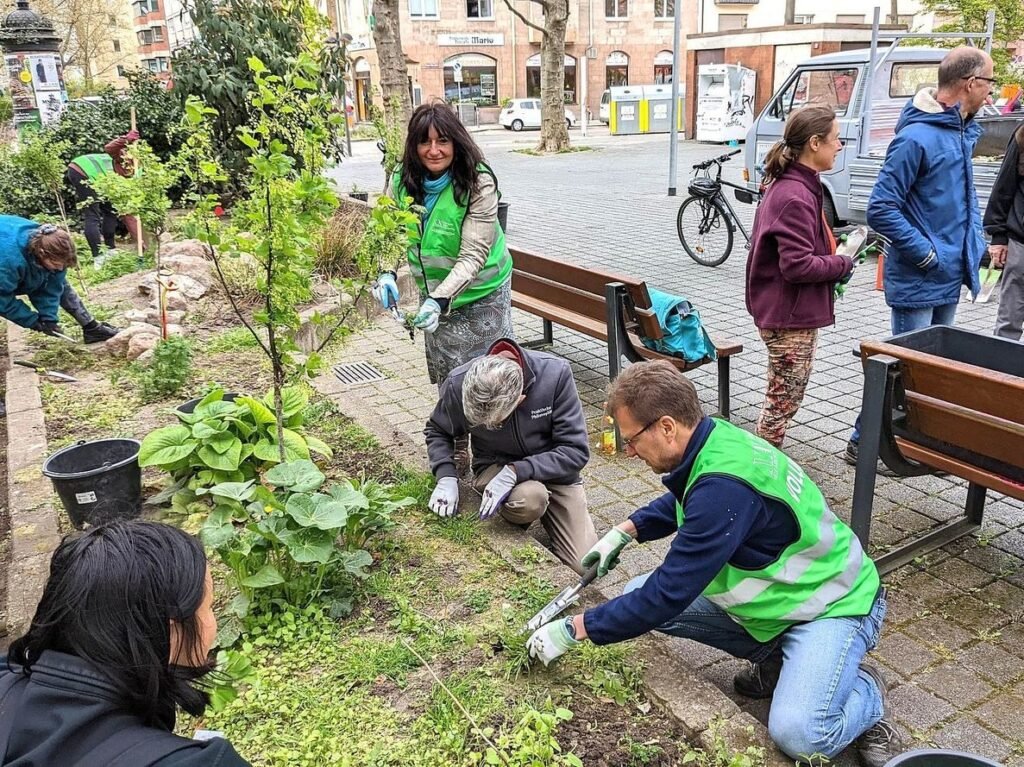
[500,0,546,34]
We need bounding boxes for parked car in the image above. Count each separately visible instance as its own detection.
[599,90,610,124]
[499,99,576,131]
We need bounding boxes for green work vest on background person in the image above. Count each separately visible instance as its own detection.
[679,419,880,642]
[393,165,512,311]
[70,153,113,179]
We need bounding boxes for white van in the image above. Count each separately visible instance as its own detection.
[599,90,610,124]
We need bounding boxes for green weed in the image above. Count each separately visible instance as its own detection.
[466,588,495,614]
[202,327,262,354]
[619,735,665,765]
[137,336,192,402]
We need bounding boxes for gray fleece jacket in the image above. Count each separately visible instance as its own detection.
[424,339,590,484]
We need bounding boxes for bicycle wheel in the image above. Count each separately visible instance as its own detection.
[676,195,735,267]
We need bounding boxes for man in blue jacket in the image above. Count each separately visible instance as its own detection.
[846,46,993,464]
[526,361,899,766]
[0,215,119,343]
[424,338,598,573]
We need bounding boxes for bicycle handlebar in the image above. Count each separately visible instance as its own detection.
[692,147,743,171]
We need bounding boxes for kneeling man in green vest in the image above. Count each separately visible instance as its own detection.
[526,361,900,767]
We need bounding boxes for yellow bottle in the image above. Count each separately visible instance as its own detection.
[600,415,617,456]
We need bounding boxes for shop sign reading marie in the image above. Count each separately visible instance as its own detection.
[437,33,504,46]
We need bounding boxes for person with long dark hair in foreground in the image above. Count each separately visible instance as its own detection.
[0,521,250,766]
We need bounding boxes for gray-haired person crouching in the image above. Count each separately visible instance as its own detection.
[424,338,599,573]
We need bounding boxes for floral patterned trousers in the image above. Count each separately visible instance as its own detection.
[756,328,818,449]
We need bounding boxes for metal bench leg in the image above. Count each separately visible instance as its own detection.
[522,318,555,350]
[850,356,891,551]
[717,356,731,420]
[966,482,987,526]
[605,283,630,452]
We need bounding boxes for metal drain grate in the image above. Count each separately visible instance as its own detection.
[333,361,386,386]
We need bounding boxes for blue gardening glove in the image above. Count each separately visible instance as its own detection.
[527,618,579,667]
[479,465,517,520]
[412,297,442,333]
[371,272,399,310]
[581,527,632,578]
[429,476,459,518]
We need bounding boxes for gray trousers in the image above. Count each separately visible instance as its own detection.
[59,283,94,327]
[995,238,1024,341]
[474,464,598,575]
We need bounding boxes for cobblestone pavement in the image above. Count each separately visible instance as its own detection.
[326,132,1024,764]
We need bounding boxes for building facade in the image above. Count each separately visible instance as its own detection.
[131,0,171,80]
[698,0,929,35]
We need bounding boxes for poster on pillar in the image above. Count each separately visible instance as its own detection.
[29,54,67,125]
[5,54,40,128]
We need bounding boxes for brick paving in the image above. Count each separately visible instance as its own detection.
[324,131,1024,764]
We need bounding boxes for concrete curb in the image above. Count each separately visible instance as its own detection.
[4,324,60,640]
[312,365,791,765]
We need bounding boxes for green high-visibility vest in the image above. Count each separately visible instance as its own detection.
[679,419,880,642]
[393,165,512,310]
[71,153,113,179]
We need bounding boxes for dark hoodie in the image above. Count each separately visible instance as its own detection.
[424,338,590,483]
[0,651,250,767]
[867,88,985,308]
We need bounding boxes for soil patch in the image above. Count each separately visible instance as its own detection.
[0,326,9,650]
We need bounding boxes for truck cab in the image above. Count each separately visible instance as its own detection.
[744,48,949,226]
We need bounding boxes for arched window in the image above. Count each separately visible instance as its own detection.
[654,50,673,84]
[525,53,578,104]
[606,51,628,88]
[443,53,498,106]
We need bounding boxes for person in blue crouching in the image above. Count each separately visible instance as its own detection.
[0,521,251,766]
[0,215,119,344]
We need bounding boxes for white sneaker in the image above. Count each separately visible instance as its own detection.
[93,249,117,269]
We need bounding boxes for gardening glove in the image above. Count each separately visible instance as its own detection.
[371,272,399,310]
[527,618,579,667]
[31,319,61,336]
[412,298,442,333]
[479,465,517,520]
[429,476,459,518]
[581,527,632,578]
[126,129,140,142]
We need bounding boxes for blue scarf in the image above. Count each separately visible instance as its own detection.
[422,172,452,220]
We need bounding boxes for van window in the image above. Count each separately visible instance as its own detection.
[771,67,860,118]
[601,90,610,105]
[889,63,937,98]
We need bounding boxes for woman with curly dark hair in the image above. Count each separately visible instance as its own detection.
[0,521,250,766]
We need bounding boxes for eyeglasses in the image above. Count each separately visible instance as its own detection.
[964,75,998,86]
[621,417,661,448]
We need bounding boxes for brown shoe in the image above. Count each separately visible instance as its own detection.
[733,648,783,699]
[855,664,903,767]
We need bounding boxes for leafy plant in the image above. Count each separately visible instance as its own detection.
[0,145,63,220]
[198,459,412,617]
[13,129,72,227]
[137,336,192,402]
[207,649,257,711]
[472,700,583,767]
[682,718,768,767]
[139,386,333,504]
[0,91,12,125]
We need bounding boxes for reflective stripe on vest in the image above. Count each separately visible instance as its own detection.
[393,169,512,310]
[679,420,879,642]
[71,154,113,179]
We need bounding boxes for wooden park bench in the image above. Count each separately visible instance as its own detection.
[850,325,1024,573]
[508,247,744,440]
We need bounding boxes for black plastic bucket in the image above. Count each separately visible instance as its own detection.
[42,439,142,529]
[497,201,509,233]
[177,392,238,414]
[884,750,1004,766]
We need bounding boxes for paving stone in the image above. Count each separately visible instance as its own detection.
[873,632,940,678]
[890,571,956,606]
[974,579,1024,613]
[889,683,957,731]
[956,642,1024,687]
[931,719,1012,763]
[928,556,995,590]
[943,593,1013,633]
[917,662,995,707]
[902,613,975,650]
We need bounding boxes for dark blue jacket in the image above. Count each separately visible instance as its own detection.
[867,89,985,308]
[0,215,68,328]
[0,651,250,766]
[582,418,802,646]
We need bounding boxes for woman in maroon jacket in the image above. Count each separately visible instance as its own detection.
[745,105,853,448]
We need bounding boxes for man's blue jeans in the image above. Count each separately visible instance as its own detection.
[624,574,887,761]
[850,302,958,443]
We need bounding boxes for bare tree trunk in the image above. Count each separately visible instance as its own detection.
[372,0,412,137]
[537,0,570,152]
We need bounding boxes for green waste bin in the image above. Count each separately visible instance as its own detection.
[884,750,1003,767]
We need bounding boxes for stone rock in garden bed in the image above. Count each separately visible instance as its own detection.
[162,255,213,283]
[124,308,187,326]
[106,323,162,355]
[138,273,208,301]
[127,333,160,361]
[162,239,211,260]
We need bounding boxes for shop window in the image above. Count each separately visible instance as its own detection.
[654,0,673,18]
[444,53,497,106]
[409,0,439,18]
[606,51,628,87]
[525,53,577,103]
[654,50,673,83]
[605,0,627,19]
[467,0,493,18]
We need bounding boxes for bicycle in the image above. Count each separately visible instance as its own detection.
[676,148,762,267]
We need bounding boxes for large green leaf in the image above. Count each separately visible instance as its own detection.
[240,564,285,588]
[197,388,227,408]
[197,439,242,471]
[338,549,374,578]
[238,396,276,425]
[286,493,348,530]
[281,428,310,460]
[195,400,239,420]
[192,420,228,440]
[304,434,334,459]
[279,526,334,564]
[139,426,198,467]
[208,480,256,503]
[207,430,240,455]
[264,387,308,419]
[329,481,370,510]
[252,439,281,463]
[200,507,237,549]
[265,459,324,491]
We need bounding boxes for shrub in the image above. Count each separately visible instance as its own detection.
[138,336,193,402]
[314,203,370,279]
[0,92,13,125]
[0,146,62,220]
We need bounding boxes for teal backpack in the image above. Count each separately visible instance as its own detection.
[640,287,717,364]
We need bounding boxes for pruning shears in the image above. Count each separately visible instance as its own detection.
[13,360,77,382]
[388,296,415,341]
[522,563,599,634]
